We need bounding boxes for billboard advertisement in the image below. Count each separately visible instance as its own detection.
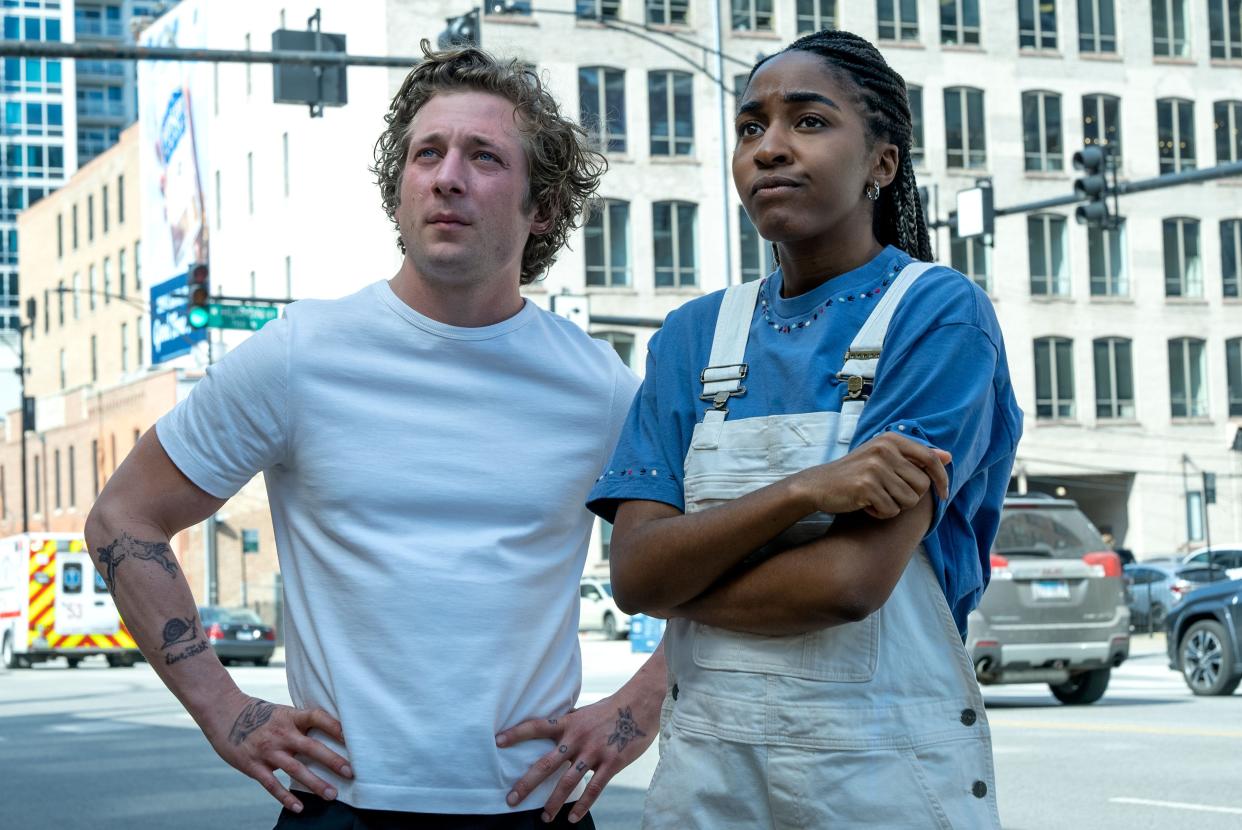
[138,0,210,359]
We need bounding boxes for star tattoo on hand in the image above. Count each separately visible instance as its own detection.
[606,707,647,752]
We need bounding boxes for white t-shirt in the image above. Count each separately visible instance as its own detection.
[157,280,639,813]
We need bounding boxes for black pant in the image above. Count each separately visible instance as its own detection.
[273,793,596,830]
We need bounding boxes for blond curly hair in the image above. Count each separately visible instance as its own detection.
[373,41,606,284]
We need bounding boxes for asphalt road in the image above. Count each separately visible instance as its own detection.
[1,634,1238,829]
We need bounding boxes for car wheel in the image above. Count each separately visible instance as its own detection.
[1181,620,1241,696]
[106,654,135,669]
[1050,668,1111,705]
[66,657,81,669]
[2,632,22,670]
[602,613,617,641]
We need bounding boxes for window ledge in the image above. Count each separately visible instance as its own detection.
[602,154,635,164]
[584,286,638,295]
[1078,51,1122,61]
[649,155,699,165]
[945,166,992,176]
[1223,297,1242,302]
[1093,419,1141,427]
[1088,295,1133,303]
[647,23,693,34]
[877,39,925,50]
[484,14,537,26]
[1165,297,1209,305]
[654,286,702,295]
[1210,59,1242,68]
[1170,417,1214,426]
[729,30,781,40]
[940,44,984,53]
[1153,56,1195,66]
[1030,294,1074,302]
[1024,171,1069,180]
[1019,48,1063,58]
[1034,418,1081,426]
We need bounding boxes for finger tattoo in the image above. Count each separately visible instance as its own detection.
[605,707,647,752]
[228,700,276,745]
[576,761,587,772]
[558,744,568,754]
[547,718,558,725]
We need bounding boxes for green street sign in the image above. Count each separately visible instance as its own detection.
[206,303,279,330]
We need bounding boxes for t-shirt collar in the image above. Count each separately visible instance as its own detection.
[374,280,537,341]
[766,245,909,320]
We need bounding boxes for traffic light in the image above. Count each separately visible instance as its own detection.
[1072,145,1112,226]
[438,9,479,48]
[187,262,210,329]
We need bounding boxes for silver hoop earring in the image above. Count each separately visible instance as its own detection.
[865,180,881,201]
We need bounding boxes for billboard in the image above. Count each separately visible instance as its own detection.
[150,270,206,364]
[138,2,210,310]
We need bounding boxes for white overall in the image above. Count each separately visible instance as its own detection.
[642,264,1003,829]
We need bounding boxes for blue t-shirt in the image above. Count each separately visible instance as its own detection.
[587,245,1023,635]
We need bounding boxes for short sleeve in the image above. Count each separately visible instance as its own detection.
[587,329,687,521]
[851,321,1013,536]
[156,316,290,499]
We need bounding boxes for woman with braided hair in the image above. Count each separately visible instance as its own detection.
[587,28,1020,828]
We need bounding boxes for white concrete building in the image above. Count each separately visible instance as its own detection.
[138,0,1241,567]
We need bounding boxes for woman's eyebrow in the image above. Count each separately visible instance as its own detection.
[784,91,841,110]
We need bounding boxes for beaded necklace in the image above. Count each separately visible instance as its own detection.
[758,257,906,334]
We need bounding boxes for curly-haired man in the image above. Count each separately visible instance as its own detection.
[85,43,664,829]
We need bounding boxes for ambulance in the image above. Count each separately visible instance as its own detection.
[0,534,140,669]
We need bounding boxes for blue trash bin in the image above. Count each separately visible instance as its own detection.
[629,613,666,654]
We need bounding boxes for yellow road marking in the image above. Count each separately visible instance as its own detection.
[991,719,1242,739]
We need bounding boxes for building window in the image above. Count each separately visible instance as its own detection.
[577,0,621,19]
[1034,336,1076,419]
[951,235,990,292]
[944,87,986,169]
[118,249,127,298]
[1158,98,1196,173]
[731,0,773,32]
[54,449,60,510]
[56,279,64,325]
[1022,91,1063,171]
[90,335,98,382]
[71,203,77,248]
[941,0,980,45]
[1082,93,1121,165]
[1093,337,1134,419]
[1087,221,1127,296]
[247,152,255,214]
[1153,0,1190,57]
[579,67,626,154]
[1029,214,1069,296]
[136,317,145,368]
[584,199,630,287]
[647,0,689,25]
[91,438,99,498]
[33,455,40,514]
[58,348,65,390]
[1187,490,1204,541]
[71,272,80,318]
[739,207,775,283]
[1163,217,1202,297]
[648,70,694,156]
[87,194,94,241]
[877,0,919,41]
[1018,0,1057,49]
[103,257,112,304]
[1209,0,1242,58]
[1226,338,1242,416]
[102,184,109,233]
[43,288,48,333]
[68,445,75,509]
[121,322,129,372]
[653,201,698,288]
[1078,0,1117,52]
[1215,100,1242,163]
[56,213,62,257]
[1169,337,1208,418]
[1223,219,1241,298]
[908,85,924,165]
[89,265,96,311]
[595,331,635,368]
[134,241,141,289]
[797,0,835,34]
[117,174,124,223]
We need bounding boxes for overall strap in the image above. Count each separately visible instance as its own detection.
[837,261,937,398]
[698,278,763,424]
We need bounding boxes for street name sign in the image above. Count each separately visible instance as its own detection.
[207,303,279,331]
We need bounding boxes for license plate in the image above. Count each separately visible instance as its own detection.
[1032,580,1070,601]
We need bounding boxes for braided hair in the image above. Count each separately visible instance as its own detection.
[750,30,933,262]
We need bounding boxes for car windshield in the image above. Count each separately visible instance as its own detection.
[601,582,613,597]
[994,506,1106,559]
[199,607,229,624]
[226,609,264,625]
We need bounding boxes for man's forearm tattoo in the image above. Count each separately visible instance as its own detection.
[605,707,647,752]
[160,616,208,665]
[228,700,276,745]
[96,532,179,593]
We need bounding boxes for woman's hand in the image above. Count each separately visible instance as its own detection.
[792,433,950,520]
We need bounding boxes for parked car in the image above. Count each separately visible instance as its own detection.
[1180,545,1242,579]
[966,497,1130,705]
[579,578,630,640]
[1124,560,1231,629]
[1165,578,1242,696]
[198,606,276,666]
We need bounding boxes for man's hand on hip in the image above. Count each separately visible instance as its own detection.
[496,644,665,824]
[204,694,353,815]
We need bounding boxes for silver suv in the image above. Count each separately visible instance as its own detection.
[967,496,1130,705]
